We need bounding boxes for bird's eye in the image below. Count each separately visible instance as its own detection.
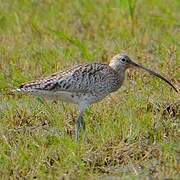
[121,58,126,62]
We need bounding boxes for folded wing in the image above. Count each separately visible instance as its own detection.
[18,63,116,94]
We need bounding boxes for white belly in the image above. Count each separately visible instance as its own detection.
[22,90,106,105]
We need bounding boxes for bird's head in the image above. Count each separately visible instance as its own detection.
[109,54,178,93]
[109,54,134,70]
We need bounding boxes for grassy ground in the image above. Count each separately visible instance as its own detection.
[0,0,179,179]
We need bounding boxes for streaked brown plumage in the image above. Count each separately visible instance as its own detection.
[17,54,178,140]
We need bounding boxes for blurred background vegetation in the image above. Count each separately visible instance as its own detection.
[0,0,179,179]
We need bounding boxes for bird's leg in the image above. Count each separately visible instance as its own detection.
[81,116,85,130]
[76,104,88,141]
[76,114,85,141]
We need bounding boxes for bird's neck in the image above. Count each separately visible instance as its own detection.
[109,62,126,75]
[109,63,126,83]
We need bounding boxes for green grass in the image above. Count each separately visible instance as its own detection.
[0,0,179,179]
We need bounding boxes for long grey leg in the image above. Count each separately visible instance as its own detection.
[76,103,88,141]
[76,114,84,141]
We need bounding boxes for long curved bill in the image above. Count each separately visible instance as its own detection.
[130,61,178,93]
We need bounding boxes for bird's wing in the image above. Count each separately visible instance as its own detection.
[18,63,114,93]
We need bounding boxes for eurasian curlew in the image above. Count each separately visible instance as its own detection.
[17,54,178,140]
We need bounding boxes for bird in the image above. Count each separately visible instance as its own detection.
[17,54,178,140]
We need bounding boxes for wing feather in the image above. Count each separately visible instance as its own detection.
[18,63,116,94]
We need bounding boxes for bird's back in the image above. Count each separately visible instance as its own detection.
[17,63,123,103]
